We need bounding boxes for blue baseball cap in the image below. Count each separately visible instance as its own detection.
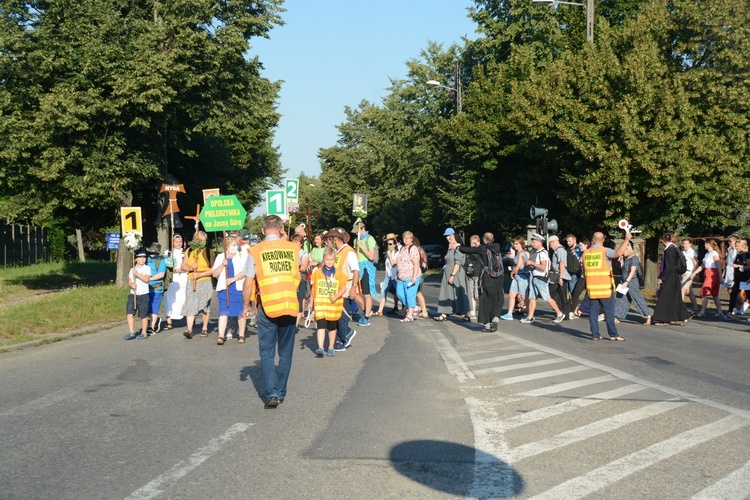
[443,228,455,236]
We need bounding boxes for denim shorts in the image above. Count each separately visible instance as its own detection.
[510,274,530,295]
[528,277,551,301]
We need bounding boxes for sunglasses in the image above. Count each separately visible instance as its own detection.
[388,242,395,246]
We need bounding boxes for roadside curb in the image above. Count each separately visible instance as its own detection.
[0,321,123,354]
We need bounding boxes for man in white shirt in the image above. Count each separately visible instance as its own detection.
[521,234,565,324]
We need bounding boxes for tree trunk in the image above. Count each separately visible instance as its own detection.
[644,237,659,291]
[75,229,86,262]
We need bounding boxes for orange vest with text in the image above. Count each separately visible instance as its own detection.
[249,239,300,318]
[583,247,613,299]
[334,244,357,297]
[310,267,346,321]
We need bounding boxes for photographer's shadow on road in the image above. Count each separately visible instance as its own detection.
[390,440,524,497]
[239,362,265,402]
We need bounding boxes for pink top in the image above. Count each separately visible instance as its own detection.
[396,245,420,281]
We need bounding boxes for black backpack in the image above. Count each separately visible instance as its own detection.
[566,249,581,275]
[483,246,504,278]
[463,253,480,277]
[675,248,688,275]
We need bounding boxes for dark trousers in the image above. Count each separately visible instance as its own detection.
[478,274,505,324]
[571,276,586,311]
[549,279,570,318]
[336,299,353,344]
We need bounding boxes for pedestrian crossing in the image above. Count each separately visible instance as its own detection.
[427,329,750,499]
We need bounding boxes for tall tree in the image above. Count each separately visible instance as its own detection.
[0,0,285,232]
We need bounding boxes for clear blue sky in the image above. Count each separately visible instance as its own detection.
[249,0,478,214]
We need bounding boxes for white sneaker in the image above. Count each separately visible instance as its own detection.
[598,314,605,322]
[226,333,233,340]
[553,313,565,324]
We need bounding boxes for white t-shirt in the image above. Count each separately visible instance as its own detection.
[129,264,152,295]
[703,250,719,269]
[725,247,737,283]
[531,249,549,278]
[212,251,248,292]
[683,248,697,273]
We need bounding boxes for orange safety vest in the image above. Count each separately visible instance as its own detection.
[310,267,346,321]
[249,239,300,318]
[334,244,357,296]
[583,247,613,299]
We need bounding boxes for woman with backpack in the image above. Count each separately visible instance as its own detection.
[453,231,505,332]
[614,243,653,324]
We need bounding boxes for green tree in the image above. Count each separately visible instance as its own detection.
[0,0,285,233]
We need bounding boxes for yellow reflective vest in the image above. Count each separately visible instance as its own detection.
[249,239,300,318]
[310,267,346,321]
[583,247,613,299]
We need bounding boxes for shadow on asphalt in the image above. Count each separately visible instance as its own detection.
[390,440,524,497]
[239,362,265,403]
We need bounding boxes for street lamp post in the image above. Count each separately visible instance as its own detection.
[426,61,462,115]
[532,0,595,43]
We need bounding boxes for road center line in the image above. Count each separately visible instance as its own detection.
[0,388,78,417]
[126,423,253,500]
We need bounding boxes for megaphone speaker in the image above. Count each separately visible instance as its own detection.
[530,205,548,219]
[547,219,558,234]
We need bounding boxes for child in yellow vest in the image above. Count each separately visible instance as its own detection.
[310,247,346,357]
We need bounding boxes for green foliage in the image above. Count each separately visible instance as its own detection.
[0,0,285,235]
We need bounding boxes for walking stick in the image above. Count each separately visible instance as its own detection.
[223,231,230,307]
[192,247,203,292]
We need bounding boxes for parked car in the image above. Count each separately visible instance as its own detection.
[422,244,446,269]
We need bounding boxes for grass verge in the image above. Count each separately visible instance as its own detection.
[0,262,125,346]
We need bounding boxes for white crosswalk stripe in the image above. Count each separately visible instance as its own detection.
[503,383,646,430]
[429,328,750,498]
[691,459,750,500]
[529,415,748,499]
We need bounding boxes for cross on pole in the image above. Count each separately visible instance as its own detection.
[185,204,201,232]
[294,196,320,239]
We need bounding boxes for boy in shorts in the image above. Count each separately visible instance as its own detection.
[125,248,152,340]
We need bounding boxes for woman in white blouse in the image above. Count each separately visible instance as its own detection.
[211,234,248,344]
[689,239,723,318]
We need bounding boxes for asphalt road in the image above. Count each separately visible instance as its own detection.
[1,273,749,499]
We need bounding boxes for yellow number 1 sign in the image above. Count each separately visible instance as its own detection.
[121,207,143,235]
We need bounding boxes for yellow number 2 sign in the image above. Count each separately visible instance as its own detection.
[121,207,143,236]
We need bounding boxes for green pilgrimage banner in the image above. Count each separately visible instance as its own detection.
[200,195,247,231]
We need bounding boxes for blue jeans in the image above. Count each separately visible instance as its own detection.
[396,277,421,308]
[568,275,578,295]
[588,294,618,339]
[336,299,353,345]
[257,304,296,400]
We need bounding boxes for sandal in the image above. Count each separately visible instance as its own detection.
[238,337,245,343]
[371,311,383,316]
[183,330,193,339]
[217,337,224,345]
[461,315,471,322]
[421,312,429,318]
[165,323,174,330]
[609,336,626,341]
[433,314,448,322]
[400,316,414,323]
[644,316,652,326]
[200,330,209,337]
